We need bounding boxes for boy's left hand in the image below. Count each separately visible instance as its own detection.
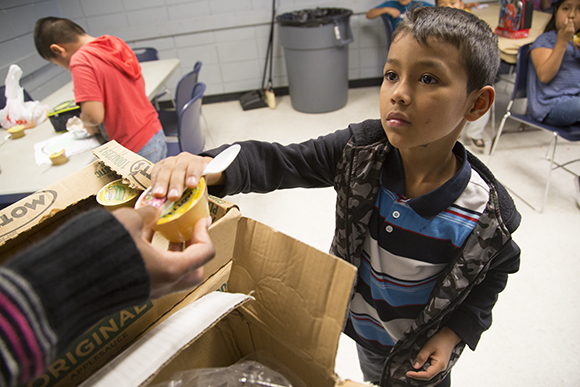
[405,326,461,381]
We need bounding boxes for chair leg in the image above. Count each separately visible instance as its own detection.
[489,112,510,156]
[490,100,496,142]
[539,133,558,213]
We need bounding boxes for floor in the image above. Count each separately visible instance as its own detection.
[199,79,580,386]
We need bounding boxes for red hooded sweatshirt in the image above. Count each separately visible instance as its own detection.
[70,35,161,152]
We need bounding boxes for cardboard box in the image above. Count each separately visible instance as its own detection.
[80,217,362,387]
[0,141,238,387]
[1,141,367,387]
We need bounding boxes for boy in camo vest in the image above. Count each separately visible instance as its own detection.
[150,7,521,387]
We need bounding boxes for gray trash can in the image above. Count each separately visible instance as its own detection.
[277,8,353,114]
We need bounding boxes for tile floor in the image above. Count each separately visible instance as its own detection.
[199,79,580,386]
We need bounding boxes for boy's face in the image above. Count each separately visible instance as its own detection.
[437,0,465,9]
[379,33,478,150]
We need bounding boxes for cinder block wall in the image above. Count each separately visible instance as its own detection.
[1,0,415,102]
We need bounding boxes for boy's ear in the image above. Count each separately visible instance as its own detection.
[49,44,67,57]
[465,85,495,122]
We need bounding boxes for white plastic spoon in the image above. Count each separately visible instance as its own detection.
[201,143,241,176]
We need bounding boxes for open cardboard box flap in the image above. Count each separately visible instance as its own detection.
[79,211,359,387]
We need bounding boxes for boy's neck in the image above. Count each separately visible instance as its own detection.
[399,142,460,199]
[65,34,96,53]
[76,34,96,48]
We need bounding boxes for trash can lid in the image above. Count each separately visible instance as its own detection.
[276,7,353,27]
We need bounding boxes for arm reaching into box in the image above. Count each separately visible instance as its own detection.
[0,207,214,386]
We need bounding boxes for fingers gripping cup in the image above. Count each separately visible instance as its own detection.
[135,177,210,243]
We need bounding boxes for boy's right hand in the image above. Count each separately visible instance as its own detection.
[150,152,220,202]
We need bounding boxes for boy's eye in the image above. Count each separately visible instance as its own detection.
[385,71,398,81]
[420,74,438,84]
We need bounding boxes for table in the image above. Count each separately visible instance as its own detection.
[0,58,180,205]
[472,2,551,64]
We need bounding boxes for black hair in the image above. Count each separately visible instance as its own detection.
[393,6,500,94]
[34,17,86,60]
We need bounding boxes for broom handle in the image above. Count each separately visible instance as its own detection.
[261,0,275,90]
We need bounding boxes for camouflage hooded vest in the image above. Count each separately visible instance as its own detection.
[330,121,515,387]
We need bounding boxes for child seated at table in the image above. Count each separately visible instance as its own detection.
[528,0,580,127]
[529,0,580,205]
[33,17,167,163]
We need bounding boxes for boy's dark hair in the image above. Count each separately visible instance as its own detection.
[34,17,86,60]
[393,6,500,94]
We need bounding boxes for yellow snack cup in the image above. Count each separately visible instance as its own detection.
[135,177,209,243]
[96,179,139,210]
[48,149,68,165]
[7,125,25,139]
[574,33,580,45]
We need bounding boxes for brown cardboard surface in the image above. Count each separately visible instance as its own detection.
[0,141,239,387]
[79,216,358,387]
[2,140,362,387]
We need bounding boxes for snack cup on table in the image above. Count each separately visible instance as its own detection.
[135,177,209,243]
[48,149,68,165]
[7,125,25,139]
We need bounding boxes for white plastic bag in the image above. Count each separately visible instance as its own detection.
[0,64,49,129]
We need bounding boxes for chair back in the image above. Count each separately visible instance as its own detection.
[177,82,206,154]
[175,61,203,114]
[379,15,394,51]
[1,85,33,110]
[132,47,159,62]
[511,43,531,102]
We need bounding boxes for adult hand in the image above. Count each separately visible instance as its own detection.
[150,152,222,201]
[405,326,461,381]
[112,206,215,299]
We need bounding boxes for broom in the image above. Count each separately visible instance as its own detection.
[263,0,276,109]
[239,0,276,110]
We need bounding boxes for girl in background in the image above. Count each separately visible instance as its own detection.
[528,0,580,207]
[528,0,580,127]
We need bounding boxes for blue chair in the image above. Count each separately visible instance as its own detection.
[489,43,580,212]
[132,47,159,62]
[380,15,394,51]
[158,61,203,137]
[166,82,206,157]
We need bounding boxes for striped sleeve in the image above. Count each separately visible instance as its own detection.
[0,268,57,387]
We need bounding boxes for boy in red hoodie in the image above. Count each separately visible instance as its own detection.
[34,17,167,163]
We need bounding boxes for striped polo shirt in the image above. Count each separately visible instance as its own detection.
[344,143,489,356]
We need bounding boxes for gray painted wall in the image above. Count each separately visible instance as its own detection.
[0,0,410,102]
